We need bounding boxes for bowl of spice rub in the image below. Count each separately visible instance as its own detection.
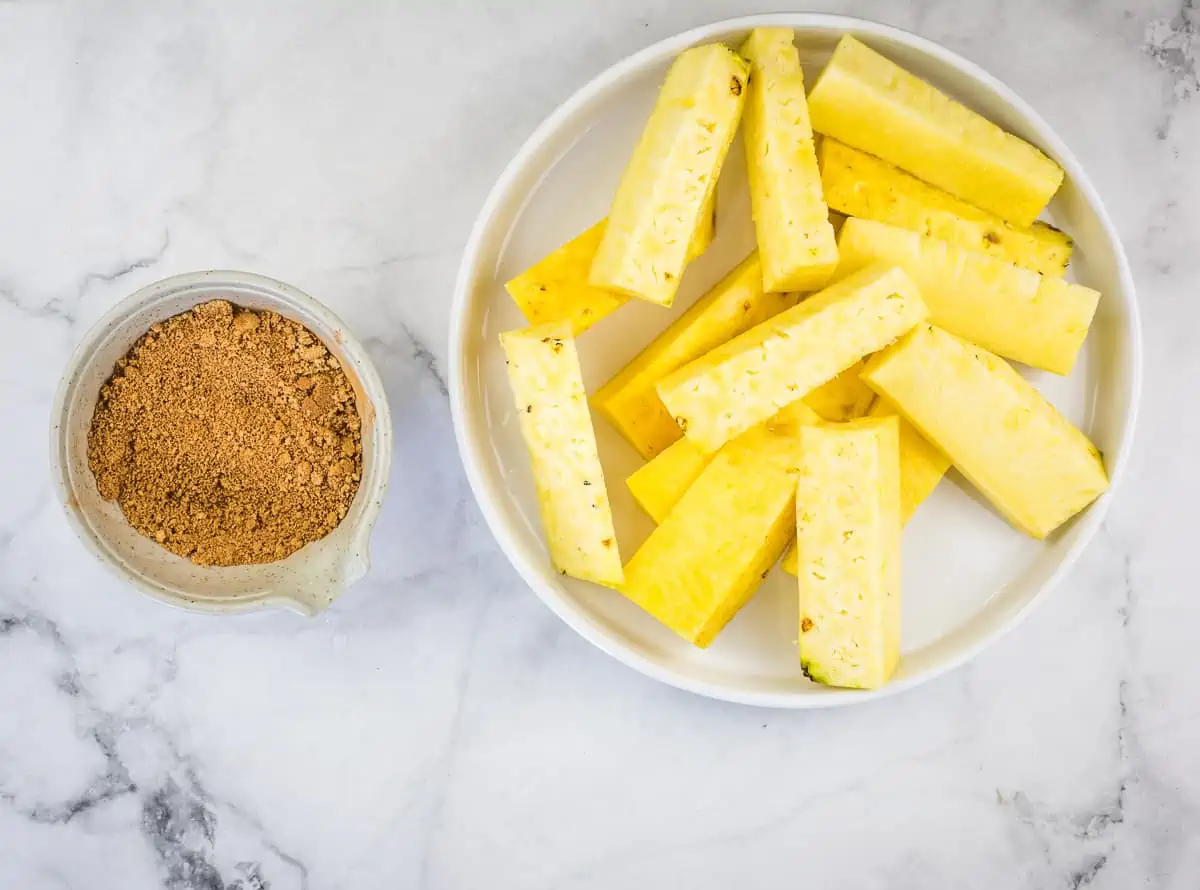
[51,270,393,615]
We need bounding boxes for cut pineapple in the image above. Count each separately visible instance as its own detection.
[837,218,1099,374]
[504,196,716,335]
[818,138,1072,276]
[620,425,804,647]
[688,192,717,262]
[801,359,876,422]
[862,324,1109,538]
[504,221,623,335]
[627,365,868,525]
[592,251,796,459]
[590,44,748,306]
[500,323,623,585]
[627,400,821,524]
[626,437,711,524]
[740,28,838,292]
[807,35,1063,227]
[866,400,951,524]
[781,398,949,576]
[795,418,902,689]
[657,263,927,453]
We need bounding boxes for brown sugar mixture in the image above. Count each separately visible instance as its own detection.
[87,300,364,566]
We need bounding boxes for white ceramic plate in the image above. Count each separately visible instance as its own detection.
[450,14,1141,707]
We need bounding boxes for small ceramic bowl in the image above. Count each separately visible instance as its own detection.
[51,270,393,615]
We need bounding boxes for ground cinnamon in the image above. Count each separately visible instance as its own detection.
[87,299,363,566]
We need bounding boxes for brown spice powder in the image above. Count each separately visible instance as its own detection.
[87,299,364,566]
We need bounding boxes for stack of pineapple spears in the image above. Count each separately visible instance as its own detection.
[500,31,1108,690]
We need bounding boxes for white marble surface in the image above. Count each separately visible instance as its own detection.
[0,1,1192,887]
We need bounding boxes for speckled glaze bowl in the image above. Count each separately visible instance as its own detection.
[50,271,393,615]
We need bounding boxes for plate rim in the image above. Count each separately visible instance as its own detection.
[448,13,1144,708]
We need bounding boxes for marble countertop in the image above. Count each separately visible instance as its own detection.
[0,1,1191,887]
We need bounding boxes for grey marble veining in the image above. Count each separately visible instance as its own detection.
[0,1,1193,887]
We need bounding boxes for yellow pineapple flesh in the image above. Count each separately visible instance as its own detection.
[739,28,838,292]
[818,138,1072,276]
[807,35,1063,227]
[590,44,748,306]
[836,218,1098,375]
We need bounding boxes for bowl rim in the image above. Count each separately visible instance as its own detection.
[449,13,1143,708]
[49,269,394,616]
